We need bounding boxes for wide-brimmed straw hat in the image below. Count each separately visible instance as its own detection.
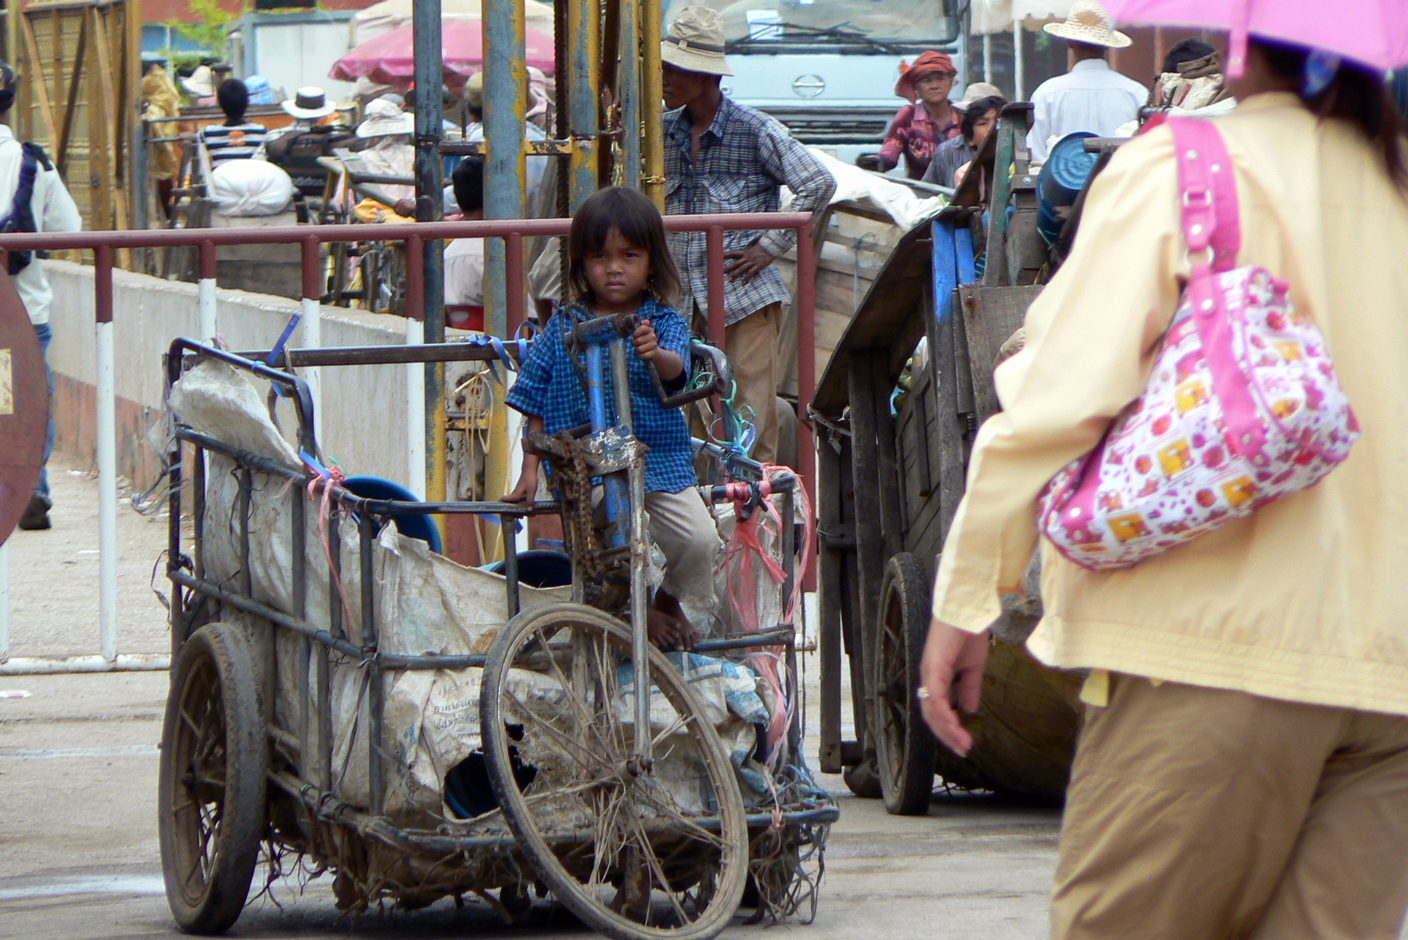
[179,65,216,98]
[1043,0,1131,49]
[661,6,733,77]
[894,51,957,103]
[282,86,337,119]
[955,81,1004,110]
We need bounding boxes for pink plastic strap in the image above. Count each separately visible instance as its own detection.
[1170,118,1266,462]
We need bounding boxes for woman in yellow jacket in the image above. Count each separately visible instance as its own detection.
[919,36,1408,940]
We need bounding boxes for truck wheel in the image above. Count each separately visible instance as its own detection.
[158,623,267,934]
[872,554,938,815]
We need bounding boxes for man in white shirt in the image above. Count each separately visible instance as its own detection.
[0,63,84,529]
[1025,0,1148,162]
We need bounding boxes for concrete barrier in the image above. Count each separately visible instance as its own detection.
[44,261,419,493]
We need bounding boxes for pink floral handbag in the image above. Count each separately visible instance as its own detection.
[1037,118,1359,570]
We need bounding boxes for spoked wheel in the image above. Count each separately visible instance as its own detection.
[158,624,267,934]
[872,553,938,816]
[481,602,749,940]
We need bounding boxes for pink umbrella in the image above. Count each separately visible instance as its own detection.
[1102,0,1408,78]
[331,19,555,86]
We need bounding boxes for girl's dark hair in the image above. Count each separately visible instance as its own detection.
[1254,37,1408,194]
[961,95,1006,142]
[568,186,682,305]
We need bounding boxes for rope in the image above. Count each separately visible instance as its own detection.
[719,465,816,768]
[301,450,358,635]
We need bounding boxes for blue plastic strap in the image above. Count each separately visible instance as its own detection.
[267,313,302,366]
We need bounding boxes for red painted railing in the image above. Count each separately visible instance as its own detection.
[0,212,819,626]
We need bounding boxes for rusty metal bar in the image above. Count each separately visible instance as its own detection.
[705,225,725,347]
[404,234,428,496]
[94,244,117,661]
[796,221,818,588]
[0,213,814,250]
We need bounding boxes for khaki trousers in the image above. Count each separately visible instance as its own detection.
[724,303,781,465]
[644,486,720,621]
[1053,673,1408,940]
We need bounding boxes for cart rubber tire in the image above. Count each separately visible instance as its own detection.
[481,602,749,940]
[158,623,267,934]
[872,553,938,816]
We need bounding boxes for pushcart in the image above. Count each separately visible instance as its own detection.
[812,105,1124,814]
[157,324,836,939]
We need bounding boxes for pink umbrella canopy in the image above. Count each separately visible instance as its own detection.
[1101,0,1408,78]
[331,18,555,86]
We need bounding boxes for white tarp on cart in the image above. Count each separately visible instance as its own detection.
[174,358,773,824]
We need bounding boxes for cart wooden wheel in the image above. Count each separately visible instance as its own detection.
[872,553,938,816]
[158,623,267,934]
[481,602,749,940]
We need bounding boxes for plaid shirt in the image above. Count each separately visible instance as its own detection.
[664,96,836,326]
[505,298,696,494]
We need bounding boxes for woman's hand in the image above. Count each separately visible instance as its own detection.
[917,618,990,756]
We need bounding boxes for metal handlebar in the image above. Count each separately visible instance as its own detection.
[566,311,734,411]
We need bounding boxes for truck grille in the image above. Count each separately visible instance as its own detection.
[755,106,896,145]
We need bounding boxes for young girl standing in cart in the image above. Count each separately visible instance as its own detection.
[505,186,720,650]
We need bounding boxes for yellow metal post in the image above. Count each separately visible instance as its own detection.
[566,0,600,210]
[641,0,664,209]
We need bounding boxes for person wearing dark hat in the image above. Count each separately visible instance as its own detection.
[0,62,83,530]
[660,5,835,465]
[863,50,964,180]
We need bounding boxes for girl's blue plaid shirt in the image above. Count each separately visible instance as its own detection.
[505,298,697,495]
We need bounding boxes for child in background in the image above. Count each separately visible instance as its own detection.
[504,187,720,649]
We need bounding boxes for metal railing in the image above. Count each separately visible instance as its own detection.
[0,211,818,674]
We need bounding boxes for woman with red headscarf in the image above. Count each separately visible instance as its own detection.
[860,50,962,180]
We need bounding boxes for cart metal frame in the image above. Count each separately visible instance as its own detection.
[160,335,836,935]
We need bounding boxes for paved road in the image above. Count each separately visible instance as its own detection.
[0,459,1060,940]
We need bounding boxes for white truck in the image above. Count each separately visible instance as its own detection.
[663,0,967,163]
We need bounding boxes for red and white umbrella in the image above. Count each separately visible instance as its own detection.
[330,18,555,87]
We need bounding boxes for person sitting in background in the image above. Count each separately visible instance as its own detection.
[262,86,341,148]
[1150,38,1233,111]
[443,158,487,329]
[1115,39,1236,138]
[444,71,548,214]
[200,79,268,166]
[178,64,218,108]
[924,93,1007,188]
[1025,0,1147,162]
[859,50,962,180]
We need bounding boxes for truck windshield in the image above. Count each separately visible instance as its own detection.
[662,0,959,51]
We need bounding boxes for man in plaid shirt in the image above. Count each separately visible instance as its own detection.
[660,6,836,464]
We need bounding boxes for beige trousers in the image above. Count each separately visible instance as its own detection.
[644,487,720,625]
[724,303,781,465]
[1053,673,1408,940]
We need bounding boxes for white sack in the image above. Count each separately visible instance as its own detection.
[210,159,297,217]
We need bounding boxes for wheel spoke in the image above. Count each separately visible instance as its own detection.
[626,811,690,925]
[503,689,608,774]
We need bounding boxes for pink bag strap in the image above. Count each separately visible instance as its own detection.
[1172,117,1240,271]
[1169,117,1269,465]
